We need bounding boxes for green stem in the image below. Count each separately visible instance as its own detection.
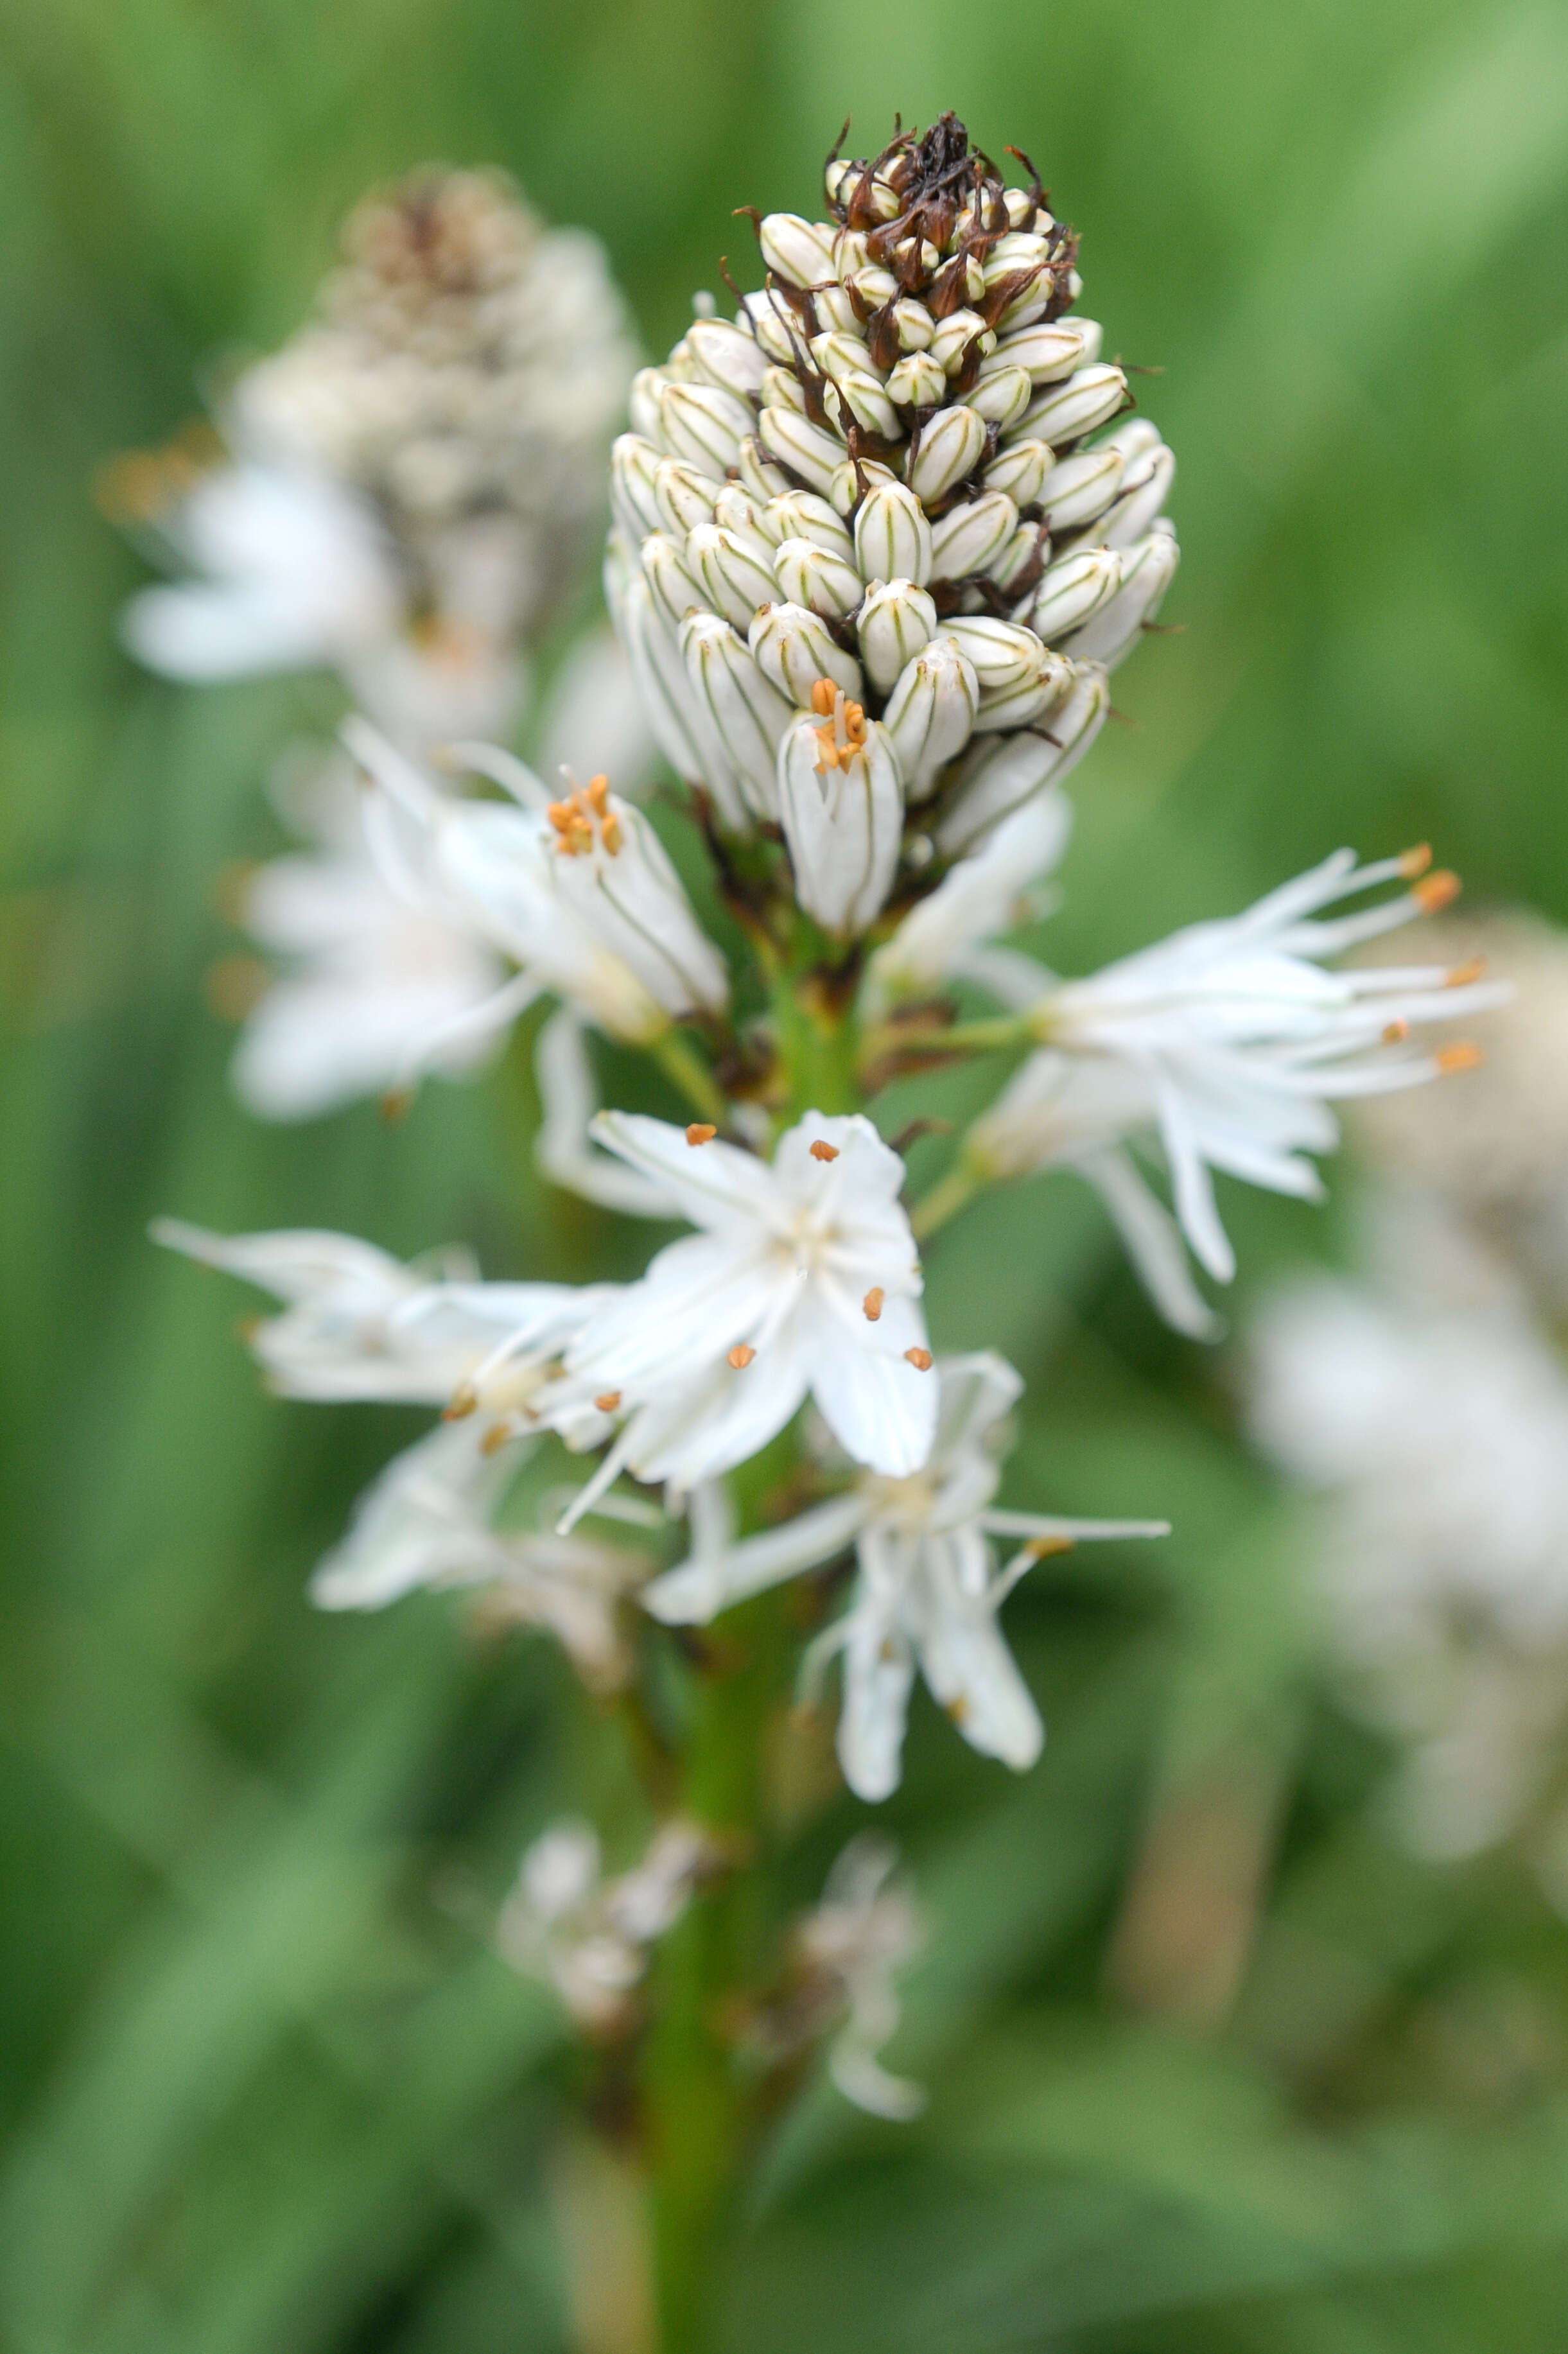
[640,1591,790,2353]
[651,1027,731,1129]
[770,971,861,1122]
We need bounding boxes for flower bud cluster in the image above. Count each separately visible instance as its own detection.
[605,112,1176,927]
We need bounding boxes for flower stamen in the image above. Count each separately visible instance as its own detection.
[727,1343,757,1369]
[810,677,867,775]
[863,1287,884,1321]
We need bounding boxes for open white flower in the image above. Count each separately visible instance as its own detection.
[549,1112,939,1512]
[643,1352,1167,1798]
[152,1217,611,1411]
[966,848,1508,1327]
[498,1817,720,2032]
[121,461,403,685]
[229,747,507,1120]
[349,720,727,1049]
[309,1417,647,1687]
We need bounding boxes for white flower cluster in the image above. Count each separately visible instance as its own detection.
[607,115,1173,927]
[498,1818,721,2032]
[121,167,638,744]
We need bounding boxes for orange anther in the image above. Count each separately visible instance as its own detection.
[863,1286,884,1321]
[1398,842,1433,878]
[594,1391,622,1412]
[1025,1534,1076,1558]
[586,774,611,814]
[904,1347,934,1371]
[727,1343,756,1369]
[1381,1018,1409,1045]
[1437,1041,1483,1075]
[1414,869,1461,914]
[686,1122,717,1146]
[810,676,837,716]
[443,1384,478,1421]
[1445,957,1485,988]
[480,1422,513,1456]
[810,1138,840,1162]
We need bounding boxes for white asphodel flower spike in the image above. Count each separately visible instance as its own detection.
[964,847,1511,1320]
[345,719,727,1051]
[543,1112,939,1515]
[150,1218,614,1415]
[642,1353,1167,1799]
[309,1417,648,1689]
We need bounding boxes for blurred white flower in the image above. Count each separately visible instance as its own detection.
[748,1836,927,2120]
[967,847,1507,1327]
[644,1354,1166,1798]
[497,1818,720,2032]
[1249,1253,1568,1867]
[548,1112,939,1512]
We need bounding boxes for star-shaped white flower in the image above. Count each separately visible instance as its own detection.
[966,848,1509,1328]
[641,1352,1167,1799]
[152,1218,611,1411]
[309,1417,648,1688]
[550,1112,939,1511]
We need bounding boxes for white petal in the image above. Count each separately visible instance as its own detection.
[641,1490,869,1623]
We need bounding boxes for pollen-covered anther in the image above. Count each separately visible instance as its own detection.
[1415,869,1461,914]
[1025,1535,1076,1559]
[686,1122,717,1145]
[1445,957,1486,988]
[1436,1041,1483,1075]
[1382,1018,1410,1045]
[1398,842,1434,879]
[547,772,620,857]
[810,1138,841,1162]
[809,677,867,774]
[904,1347,933,1370]
[443,1383,479,1421]
[862,1286,884,1321]
[594,1390,622,1412]
[727,1343,756,1369]
[480,1421,514,1457]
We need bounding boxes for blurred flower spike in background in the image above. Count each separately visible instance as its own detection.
[9,17,1568,2354]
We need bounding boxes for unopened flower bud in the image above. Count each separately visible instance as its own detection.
[739,295,797,366]
[1037,448,1125,532]
[929,492,1018,581]
[885,351,948,409]
[711,484,776,561]
[685,317,769,399]
[937,663,1109,854]
[776,536,863,620]
[544,775,728,1020]
[1074,320,1105,365]
[762,363,810,416]
[1059,521,1178,665]
[988,322,1086,384]
[681,612,792,821]
[1020,365,1128,447]
[942,615,1047,694]
[1098,440,1175,549]
[858,578,938,693]
[989,521,1049,595]
[749,602,864,706]
[641,532,704,625]
[629,367,670,443]
[854,480,934,588]
[882,636,979,800]
[611,434,664,540]
[846,264,900,310]
[823,366,902,442]
[964,365,1033,431]
[685,523,780,631]
[760,405,845,498]
[812,284,864,336]
[654,458,718,536]
[660,381,753,479]
[891,299,935,351]
[929,310,993,374]
[759,490,855,561]
[983,438,1056,507]
[778,702,903,937]
[970,645,1074,731]
[1028,545,1123,640]
[907,405,988,504]
[615,574,748,830]
[829,457,898,516]
[758,212,839,288]
[737,437,792,501]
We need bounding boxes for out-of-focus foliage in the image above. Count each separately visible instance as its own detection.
[2,2,1567,2349]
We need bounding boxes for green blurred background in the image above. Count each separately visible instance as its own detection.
[3,1,1568,2348]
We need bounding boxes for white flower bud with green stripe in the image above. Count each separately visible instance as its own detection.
[854,481,934,588]
[680,611,792,821]
[1027,545,1124,641]
[929,493,1018,581]
[937,663,1110,853]
[1059,521,1178,666]
[778,693,904,937]
[883,636,980,801]
[858,579,938,694]
[749,602,864,706]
